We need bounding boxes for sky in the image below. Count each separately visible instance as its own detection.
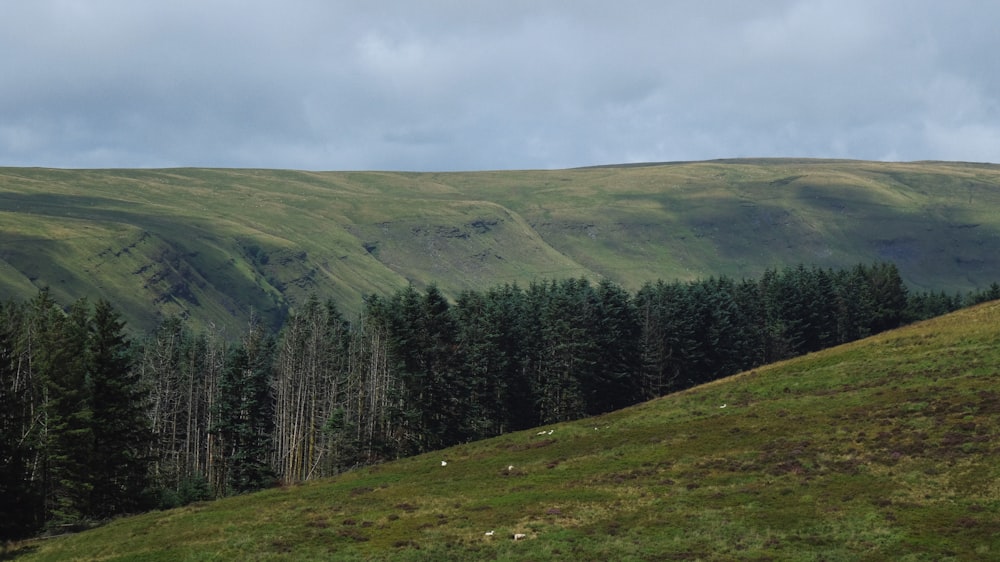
[2,1,999,171]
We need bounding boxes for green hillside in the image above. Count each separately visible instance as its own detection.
[2,159,999,333]
[11,300,1000,561]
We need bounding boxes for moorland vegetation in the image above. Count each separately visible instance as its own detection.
[7,294,1000,560]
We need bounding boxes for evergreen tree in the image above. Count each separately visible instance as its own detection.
[35,297,95,527]
[213,318,276,494]
[586,280,641,414]
[535,279,595,423]
[905,290,960,322]
[453,290,499,439]
[982,282,1000,303]
[635,280,701,397]
[0,299,42,539]
[833,265,876,343]
[383,285,467,453]
[382,285,430,455]
[801,267,838,352]
[774,265,814,356]
[454,283,537,436]
[420,285,467,447]
[88,299,152,516]
[864,262,908,333]
[733,277,767,368]
[684,278,744,386]
[486,284,538,431]
[758,268,795,363]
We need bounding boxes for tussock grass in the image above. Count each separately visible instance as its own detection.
[11,301,1000,561]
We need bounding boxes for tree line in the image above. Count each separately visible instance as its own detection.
[2,262,998,539]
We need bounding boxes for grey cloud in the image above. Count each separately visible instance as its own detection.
[2,1,998,170]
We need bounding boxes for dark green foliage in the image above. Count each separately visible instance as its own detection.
[0,294,152,536]
[963,281,1000,307]
[864,262,909,333]
[629,262,915,396]
[587,280,642,414]
[213,319,277,494]
[636,281,696,397]
[451,290,496,436]
[905,290,962,321]
[157,474,212,510]
[1,260,994,540]
[0,300,42,539]
[534,279,595,423]
[382,285,467,454]
[88,300,152,517]
[38,297,95,528]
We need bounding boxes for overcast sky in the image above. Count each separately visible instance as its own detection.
[2,1,998,171]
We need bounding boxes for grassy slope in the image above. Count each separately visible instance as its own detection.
[13,301,1000,561]
[2,159,999,332]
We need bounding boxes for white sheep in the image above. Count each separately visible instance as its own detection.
[441,460,448,466]
[513,533,527,541]
[485,530,495,537]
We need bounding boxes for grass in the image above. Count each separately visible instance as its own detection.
[9,300,1000,561]
[2,159,1000,333]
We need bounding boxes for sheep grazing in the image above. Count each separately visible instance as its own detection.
[536,430,547,435]
[719,403,727,409]
[441,460,448,466]
[484,530,495,537]
[513,533,527,541]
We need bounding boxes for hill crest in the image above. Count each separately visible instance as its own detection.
[2,158,1000,332]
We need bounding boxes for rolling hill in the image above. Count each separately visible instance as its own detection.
[2,159,999,333]
[10,299,999,561]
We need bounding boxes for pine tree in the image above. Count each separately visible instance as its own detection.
[0,299,43,539]
[586,280,641,414]
[635,280,701,397]
[452,290,495,439]
[34,297,95,527]
[383,285,466,453]
[833,265,876,343]
[865,262,908,333]
[88,299,152,517]
[535,279,595,423]
[213,317,276,494]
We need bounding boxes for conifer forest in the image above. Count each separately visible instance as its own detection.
[2,261,997,539]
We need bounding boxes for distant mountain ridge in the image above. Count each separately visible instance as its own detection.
[1,159,999,333]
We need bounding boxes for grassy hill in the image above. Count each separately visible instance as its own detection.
[2,159,1000,333]
[10,300,999,561]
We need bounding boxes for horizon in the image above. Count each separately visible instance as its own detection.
[4,156,1000,175]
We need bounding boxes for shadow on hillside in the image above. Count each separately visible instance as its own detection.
[1,544,38,560]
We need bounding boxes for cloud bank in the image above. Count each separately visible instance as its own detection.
[2,1,998,170]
